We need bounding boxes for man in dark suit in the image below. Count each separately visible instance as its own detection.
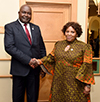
[4,4,46,102]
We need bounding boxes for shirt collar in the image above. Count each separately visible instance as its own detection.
[18,19,29,26]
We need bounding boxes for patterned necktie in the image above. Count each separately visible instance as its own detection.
[24,23,32,45]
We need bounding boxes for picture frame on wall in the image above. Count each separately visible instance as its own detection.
[93,59,100,75]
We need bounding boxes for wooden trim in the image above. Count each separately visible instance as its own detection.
[0,59,11,61]
[93,58,100,60]
[26,0,72,1]
[26,0,72,4]
[0,26,4,34]
[26,1,72,4]
[94,73,100,76]
[19,0,26,7]
[0,75,12,78]
[71,0,77,21]
[19,0,77,22]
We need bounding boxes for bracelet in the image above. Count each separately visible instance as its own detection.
[86,84,91,88]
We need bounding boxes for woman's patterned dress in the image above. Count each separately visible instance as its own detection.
[41,39,95,102]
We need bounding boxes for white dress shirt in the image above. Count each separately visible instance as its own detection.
[18,19,32,39]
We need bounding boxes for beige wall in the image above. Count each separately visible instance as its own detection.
[0,0,19,26]
[0,0,100,102]
[77,1,100,102]
[77,0,88,42]
[0,0,19,102]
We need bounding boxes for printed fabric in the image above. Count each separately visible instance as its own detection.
[41,39,95,102]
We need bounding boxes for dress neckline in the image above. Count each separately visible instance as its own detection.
[65,39,77,45]
[64,39,77,52]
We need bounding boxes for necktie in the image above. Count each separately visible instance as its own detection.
[24,23,32,45]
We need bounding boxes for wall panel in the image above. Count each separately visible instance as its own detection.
[0,34,11,59]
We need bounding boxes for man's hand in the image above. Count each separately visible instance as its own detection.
[29,58,39,69]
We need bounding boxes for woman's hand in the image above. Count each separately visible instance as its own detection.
[83,85,91,95]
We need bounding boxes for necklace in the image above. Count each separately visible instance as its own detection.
[64,45,70,52]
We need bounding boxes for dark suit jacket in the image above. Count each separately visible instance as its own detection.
[4,20,46,76]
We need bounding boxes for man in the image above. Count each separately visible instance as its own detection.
[4,4,46,102]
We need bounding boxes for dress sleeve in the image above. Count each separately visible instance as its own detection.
[40,42,57,75]
[76,44,95,85]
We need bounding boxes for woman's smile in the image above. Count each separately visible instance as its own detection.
[65,26,77,42]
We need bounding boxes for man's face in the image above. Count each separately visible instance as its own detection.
[18,5,32,23]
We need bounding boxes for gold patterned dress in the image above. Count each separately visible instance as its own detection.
[41,39,95,102]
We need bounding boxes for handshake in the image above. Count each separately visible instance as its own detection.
[29,58,46,78]
[29,58,41,69]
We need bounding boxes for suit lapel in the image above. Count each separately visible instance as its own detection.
[15,20,31,45]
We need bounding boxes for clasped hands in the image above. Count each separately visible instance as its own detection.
[29,58,39,69]
[29,58,46,78]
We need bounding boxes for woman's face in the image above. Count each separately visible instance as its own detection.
[65,26,77,42]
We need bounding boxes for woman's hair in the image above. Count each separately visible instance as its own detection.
[62,22,83,37]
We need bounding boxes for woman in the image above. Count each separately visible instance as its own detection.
[32,22,95,102]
